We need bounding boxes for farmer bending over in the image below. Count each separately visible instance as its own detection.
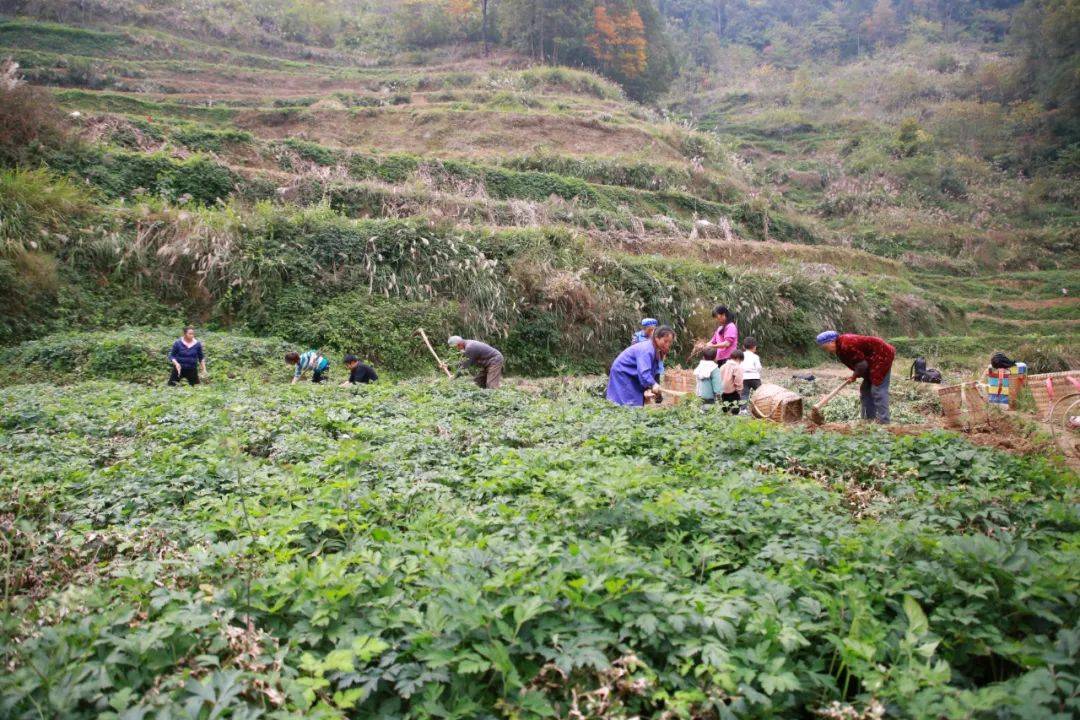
[341,354,377,386]
[445,336,504,389]
[816,331,896,424]
[168,325,205,386]
[286,349,329,384]
[607,325,675,406]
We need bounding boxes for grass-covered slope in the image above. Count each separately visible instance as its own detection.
[1,378,1077,718]
[0,16,901,368]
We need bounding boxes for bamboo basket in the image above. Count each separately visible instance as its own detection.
[748,383,803,424]
[1026,371,1080,421]
[938,382,990,430]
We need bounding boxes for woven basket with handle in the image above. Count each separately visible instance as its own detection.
[748,383,803,423]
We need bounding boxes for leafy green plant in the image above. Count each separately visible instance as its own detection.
[0,373,1075,718]
[0,328,293,385]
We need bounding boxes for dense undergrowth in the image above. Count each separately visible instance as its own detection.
[0,329,293,386]
[0,166,961,371]
[0,379,1076,718]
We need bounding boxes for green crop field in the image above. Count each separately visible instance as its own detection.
[1,369,1077,718]
[0,0,1078,717]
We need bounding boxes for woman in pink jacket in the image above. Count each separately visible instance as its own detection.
[706,305,738,367]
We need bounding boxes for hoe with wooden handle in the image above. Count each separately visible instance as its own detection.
[809,376,856,425]
[416,328,453,379]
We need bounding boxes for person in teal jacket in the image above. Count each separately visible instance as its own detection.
[694,347,724,404]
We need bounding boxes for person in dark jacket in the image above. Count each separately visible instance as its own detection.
[444,336,504,389]
[816,330,896,424]
[167,326,205,386]
[340,354,378,386]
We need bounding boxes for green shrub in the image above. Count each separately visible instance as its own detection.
[333,92,383,108]
[0,168,93,252]
[62,57,109,88]
[501,154,702,193]
[172,125,253,152]
[473,164,598,204]
[0,69,70,167]
[0,251,59,345]
[931,53,960,74]
[516,66,624,99]
[444,71,475,87]
[347,153,420,183]
[305,293,459,374]
[0,19,125,56]
[889,334,1078,369]
[895,118,931,157]
[162,156,236,205]
[43,147,236,203]
[281,138,342,166]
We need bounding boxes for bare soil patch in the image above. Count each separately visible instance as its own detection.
[994,297,1078,311]
[808,411,1060,459]
[591,232,904,275]
[235,108,684,161]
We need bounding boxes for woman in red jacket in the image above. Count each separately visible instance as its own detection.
[816,331,896,424]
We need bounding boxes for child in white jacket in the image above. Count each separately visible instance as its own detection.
[741,337,763,413]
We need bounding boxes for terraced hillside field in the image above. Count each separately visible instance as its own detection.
[4,15,1076,372]
[5,16,1036,370]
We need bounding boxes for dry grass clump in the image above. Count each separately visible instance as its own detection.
[0,58,70,166]
[122,203,249,304]
[541,269,597,325]
[77,114,165,153]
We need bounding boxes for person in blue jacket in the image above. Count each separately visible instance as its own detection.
[632,318,665,381]
[606,325,675,406]
[167,325,205,386]
[632,318,658,344]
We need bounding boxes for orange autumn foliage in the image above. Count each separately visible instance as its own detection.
[446,0,475,17]
[587,4,648,78]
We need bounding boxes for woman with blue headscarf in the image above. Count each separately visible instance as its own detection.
[632,318,658,344]
[816,330,896,424]
[632,318,664,380]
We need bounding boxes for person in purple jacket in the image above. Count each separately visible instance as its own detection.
[606,326,675,406]
[167,326,205,386]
